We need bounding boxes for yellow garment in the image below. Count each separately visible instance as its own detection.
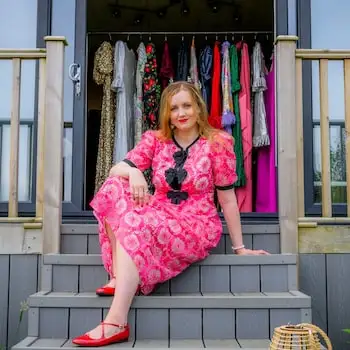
[93,41,116,193]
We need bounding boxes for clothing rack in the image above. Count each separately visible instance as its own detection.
[87,31,273,37]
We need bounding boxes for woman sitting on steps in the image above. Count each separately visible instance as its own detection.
[72,81,269,347]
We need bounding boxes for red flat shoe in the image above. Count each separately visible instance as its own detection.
[72,321,129,347]
[95,285,115,296]
[96,285,141,296]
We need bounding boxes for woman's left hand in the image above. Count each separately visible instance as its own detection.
[235,248,270,255]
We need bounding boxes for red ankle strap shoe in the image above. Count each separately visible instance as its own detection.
[72,322,129,347]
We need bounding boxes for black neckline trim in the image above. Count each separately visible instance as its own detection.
[172,134,201,152]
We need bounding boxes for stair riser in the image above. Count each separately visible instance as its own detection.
[47,263,297,294]
[29,306,311,340]
[60,224,281,255]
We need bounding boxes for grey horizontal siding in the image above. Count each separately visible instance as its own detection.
[299,253,350,350]
[0,255,39,350]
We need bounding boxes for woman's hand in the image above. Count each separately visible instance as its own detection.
[128,168,150,207]
[235,248,270,256]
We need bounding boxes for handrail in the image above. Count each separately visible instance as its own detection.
[294,46,350,217]
[0,49,47,59]
[296,49,350,59]
[0,36,67,255]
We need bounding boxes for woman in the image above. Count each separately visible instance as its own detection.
[72,81,268,347]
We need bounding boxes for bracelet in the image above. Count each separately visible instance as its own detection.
[232,244,245,252]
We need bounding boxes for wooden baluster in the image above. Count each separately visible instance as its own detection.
[344,59,350,217]
[296,57,305,218]
[8,58,21,217]
[35,58,46,219]
[319,59,332,217]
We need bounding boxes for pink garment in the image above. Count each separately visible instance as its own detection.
[90,130,237,295]
[235,42,253,212]
[255,58,277,212]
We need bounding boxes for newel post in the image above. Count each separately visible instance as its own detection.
[42,36,67,254]
[275,35,299,254]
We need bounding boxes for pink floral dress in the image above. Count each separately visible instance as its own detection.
[90,130,237,295]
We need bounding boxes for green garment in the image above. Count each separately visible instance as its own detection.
[230,45,246,187]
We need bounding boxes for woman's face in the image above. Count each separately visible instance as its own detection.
[169,90,199,133]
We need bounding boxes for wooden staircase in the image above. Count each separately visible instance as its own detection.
[12,221,311,349]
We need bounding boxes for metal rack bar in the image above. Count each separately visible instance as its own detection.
[87,31,274,36]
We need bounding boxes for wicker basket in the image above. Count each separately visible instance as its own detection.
[270,323,332,349]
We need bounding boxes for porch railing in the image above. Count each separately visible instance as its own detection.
[0,37,67,253]
[295,49,350,220]
[276,36,350,253]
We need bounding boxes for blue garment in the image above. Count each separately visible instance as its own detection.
[199,45,213,110]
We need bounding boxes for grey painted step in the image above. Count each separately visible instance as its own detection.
[28,291,311,309]
[60,223,280,255]
[13,336,272,349]
[43,254,297,294]
[26,292,311,340]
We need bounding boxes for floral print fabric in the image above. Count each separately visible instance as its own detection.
[143,43,161,130]
[90,130,237,295]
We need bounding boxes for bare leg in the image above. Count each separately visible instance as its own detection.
[103,221,117,288]
[88,224,140,338]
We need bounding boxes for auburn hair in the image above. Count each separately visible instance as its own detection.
[156,81,220,141]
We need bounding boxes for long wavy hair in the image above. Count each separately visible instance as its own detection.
[157,81,218,141]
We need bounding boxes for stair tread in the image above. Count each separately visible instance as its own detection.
[61,222,280,235]
[29,291,311,308]
[44,253,296,266]
[13,336,272,349]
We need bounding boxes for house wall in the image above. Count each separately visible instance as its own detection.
[299,254,350,349]
[0,255,40,350]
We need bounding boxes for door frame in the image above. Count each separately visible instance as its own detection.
[60,0,290,221]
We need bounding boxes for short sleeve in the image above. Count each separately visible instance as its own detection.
[123,131,157,171]
[211,133,237,190]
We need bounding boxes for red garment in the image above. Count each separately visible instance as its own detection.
[159,41,174,90]
[208,41,222,129]
[235,41,253,212]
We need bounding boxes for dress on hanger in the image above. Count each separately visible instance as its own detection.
[135,42,147,145]
[176,41,188,81]
[93,41,115,193]
[252,41,270,147]
[90,130,237,295]
[199,45,213,110]
[230,44,245,187]
[255,56,277,212]
[111,41,136,163]
[143,42,161,130]
[189,37,200,89]
[235,41,253,212]
[208,41,222,130]
[221,41,235,133]
[159,40,175,90]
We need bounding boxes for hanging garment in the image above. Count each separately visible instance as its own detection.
[235,41,253,212]
[189,37,200,89]
[93,41,116,193]
[221,41,235,133]
[255,56,277,212]
[135,42,147,145]
[230,44,245,187]
[199,45,213,110]
[208,41,222,130]
[159,40,175,90]
[111,41,136,163]
[143,42,161,130]
[176,40,188,81]
[252,41,270,147]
